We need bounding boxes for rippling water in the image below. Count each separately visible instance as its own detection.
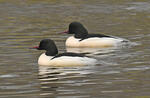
[0,0,150,98]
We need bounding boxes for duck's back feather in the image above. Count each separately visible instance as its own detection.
[80,34,112,41]
[51,52,85,59]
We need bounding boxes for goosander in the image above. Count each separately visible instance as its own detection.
[32,39,97,66]
[61,22,128,48]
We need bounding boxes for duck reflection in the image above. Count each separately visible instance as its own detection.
[38,66,93,97]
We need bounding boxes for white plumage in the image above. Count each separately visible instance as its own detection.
[66,36,125,48]
[38,53,97,66]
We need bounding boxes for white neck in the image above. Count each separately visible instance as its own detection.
[38,53,53,66]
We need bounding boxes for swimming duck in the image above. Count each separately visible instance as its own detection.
[61,22,128,48]
[32,39,97,66]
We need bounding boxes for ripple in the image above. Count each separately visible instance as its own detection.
[101,90,123,93]
[0,74,19,78]
[126,2,150,12]
[123,66,150,71]
[101,71,121,75]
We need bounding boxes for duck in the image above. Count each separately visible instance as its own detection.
[61,22,129,48]
[32,39,97,66]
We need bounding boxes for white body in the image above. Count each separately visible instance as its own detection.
[38,53,97,66]
[66,36,126,48]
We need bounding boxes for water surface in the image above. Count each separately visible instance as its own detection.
[0,0,150,98]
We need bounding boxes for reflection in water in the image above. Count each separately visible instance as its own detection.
[38,66,93,97]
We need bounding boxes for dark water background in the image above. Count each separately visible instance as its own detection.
[0,0,150,98]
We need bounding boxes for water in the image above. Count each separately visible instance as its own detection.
[0,0,150,98]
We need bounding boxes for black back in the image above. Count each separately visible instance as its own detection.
[38,39,58,56]
[51,52,85,59]
[79,34,112,41]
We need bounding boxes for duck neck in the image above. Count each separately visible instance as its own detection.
[45,47,58,56]
[74,32,88,39]
[74,27,88,39]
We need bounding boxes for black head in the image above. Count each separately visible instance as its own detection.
[62,22,88,38]
[33,39,58,56]
[69,22,88,38]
